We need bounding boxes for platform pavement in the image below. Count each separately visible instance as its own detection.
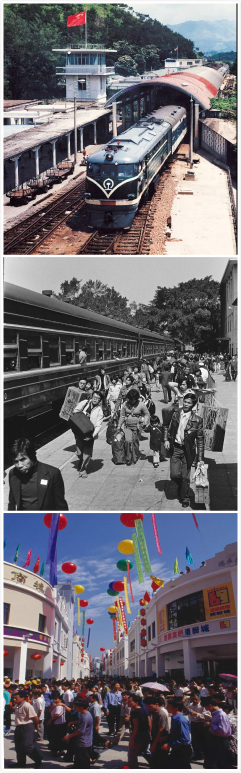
[4,715,203,769]
[165,148,236,257]
[4,372,237,513]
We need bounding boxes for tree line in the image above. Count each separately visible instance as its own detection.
[4,3,197,99]
[57,276,221,351]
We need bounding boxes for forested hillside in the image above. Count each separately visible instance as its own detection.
[4,3,196,99]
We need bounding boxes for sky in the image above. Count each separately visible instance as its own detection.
[124,2,236,24]
[4,257,228,306]
[4,511,237,657]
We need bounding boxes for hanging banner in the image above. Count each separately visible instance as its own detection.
[151,513,162,555]
[124,576,131,614]
[87,628,90,648]
[114,602,121,631]
[135,519,152,574]
[78,598,81,627]
[132,531,144,583]
[127,559,134,603]
[113,617,117,642]
[116,597,123,628]
[119,596,128,634]
[82,610,85,637]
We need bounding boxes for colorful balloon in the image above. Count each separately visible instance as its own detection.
[62,562,77,574]
[74,585,85,594]
[113,581,124,591]
[86,619,94,625]
[100,648,105,652]
[109,581,117,590]
[120,513,144,528]
[108,606,116,614]
[139,599,145,606]
[107,588,119,596]
[116,559,133,571]
[118,539,134,555]
[79,600,88,608]
[44,513,67,530]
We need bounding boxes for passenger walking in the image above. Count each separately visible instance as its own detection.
[148,414,166,467]
[164,390,204,507]
[73,391,103,477]
[13,690,42,768]
[160,362,172,403]
[104,683,122,735]
[118,388,150,465]
[128,693,150,768]
[167,698,192,769]
[106,375,122,416]
[63,698,93,768]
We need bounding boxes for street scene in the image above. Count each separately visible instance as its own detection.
[4,256,237,512]
[4,3,236,256]
[4,512,237,768]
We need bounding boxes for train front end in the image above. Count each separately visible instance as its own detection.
[85,142,141,230]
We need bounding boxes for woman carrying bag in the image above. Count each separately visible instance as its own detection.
[118,388,150,465]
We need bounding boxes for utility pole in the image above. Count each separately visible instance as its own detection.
[74,96,77,163]
[112,102,117,138]
[189,96,193,168]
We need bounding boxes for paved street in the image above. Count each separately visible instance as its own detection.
[4,715,203,769]
[4,372,237,512]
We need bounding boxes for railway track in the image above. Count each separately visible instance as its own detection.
[78,161,173,255]
[4,174,86,255]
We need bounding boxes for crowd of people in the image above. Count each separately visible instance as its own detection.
[7,350,237,510]
[4,674,237,769]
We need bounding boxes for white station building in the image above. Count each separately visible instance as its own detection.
[4,564,89,681]
[54,44,116,103]
[105,542,237,681]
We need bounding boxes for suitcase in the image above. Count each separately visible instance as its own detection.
[68,410,94,438]
[112,432,126,464]
[106,416,118,445]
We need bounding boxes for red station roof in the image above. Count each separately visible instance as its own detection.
[106,67,224,110]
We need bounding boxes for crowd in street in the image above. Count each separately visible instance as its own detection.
[7,350,237,511]
[4,674,237,768]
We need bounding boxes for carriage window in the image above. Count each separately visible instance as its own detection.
[4,351,18,371]
[4,329,18,345]
[97,339,104,361]
[64,336,75,364]
[49,335,60,366]
[104,340,111,360]
[26,333,42,369]
[88,163,100,176]
[88,340,96,362]
[27,333,41,349]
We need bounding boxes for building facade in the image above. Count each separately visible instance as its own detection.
[220,260,238,355]
[54,45,116,102]
[4,564,82,682]
[106,543,237,681]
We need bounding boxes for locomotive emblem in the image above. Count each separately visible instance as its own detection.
[103,178,114,191]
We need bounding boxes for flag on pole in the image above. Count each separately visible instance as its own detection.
[23,549,32,568]
[174,557,179,574]
[67,11,86,27]
[124,576,131,614]
[87,627,90,647]
[40,562,45,577]
[132,531,144,583]
[33,556,40,574]
[174,47,178,51]
[78,598,81,627]
[82,610,85,637]
[186,547,193,565]
[4,539,7,550]
[135,519,152,574]
[192,513,199,530]
[13,544,19,563]
[46,513,60,587]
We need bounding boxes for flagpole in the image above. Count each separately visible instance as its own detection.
[85,11,87,48]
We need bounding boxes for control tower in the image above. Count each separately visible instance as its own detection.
[53,44,116,103]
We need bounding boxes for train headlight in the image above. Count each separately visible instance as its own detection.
[106,153,113,161]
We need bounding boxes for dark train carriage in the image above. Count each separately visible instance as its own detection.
[4,283,178,436]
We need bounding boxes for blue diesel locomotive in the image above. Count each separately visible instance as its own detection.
[85,105,187,230]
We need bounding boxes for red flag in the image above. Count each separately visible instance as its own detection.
[67,11,86,27]
[33,556,40,573]
[23,549,32,568]
[192,513,199,530]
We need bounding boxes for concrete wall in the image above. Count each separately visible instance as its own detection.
[201,123,227,163]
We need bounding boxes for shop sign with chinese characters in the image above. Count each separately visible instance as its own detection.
[4,625,51,644]
[159,623,210,643]
[203,582,236,621]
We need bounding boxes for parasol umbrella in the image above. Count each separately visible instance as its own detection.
[141,681,169,691]
[219,674,237,680]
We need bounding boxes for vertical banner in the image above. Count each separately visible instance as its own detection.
[87,628,90,648]
[127,560,134,603]
[151,513,162,555]
[119,596,128,633]
[82,610,85,637]
[114,602,121,631]
[132,531,144,583]
[116,597,123,628]
[78,598,81,627]
[124,576,131,614]
[113,618,117,642]
[135,519,152,574]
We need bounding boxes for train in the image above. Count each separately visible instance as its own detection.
[85,105,187,230]
[4,282,183,438]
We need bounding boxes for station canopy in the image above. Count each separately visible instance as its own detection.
[105,67,224,111]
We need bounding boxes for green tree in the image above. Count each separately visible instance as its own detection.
[115,55,138,76]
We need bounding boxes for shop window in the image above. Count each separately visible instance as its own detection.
[148,625,151,642]
[4,603,10,624]
[152,621,156,638]
[130,639,135,652]
[78,78,86,91]
[168,591,205,629]
[38,614,46,633]
[49,335,60,366]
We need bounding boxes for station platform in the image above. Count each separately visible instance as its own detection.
[164,148,236,257]
[4,373,237,513]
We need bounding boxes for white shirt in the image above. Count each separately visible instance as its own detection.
[199,367,208,383]
[199,686,209,697]
[15,701,37,726]
[74,399,103,438]
[188,702,211,723]
[62,689,74,707]
[175,410,192,445]
[51,705,66,725]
